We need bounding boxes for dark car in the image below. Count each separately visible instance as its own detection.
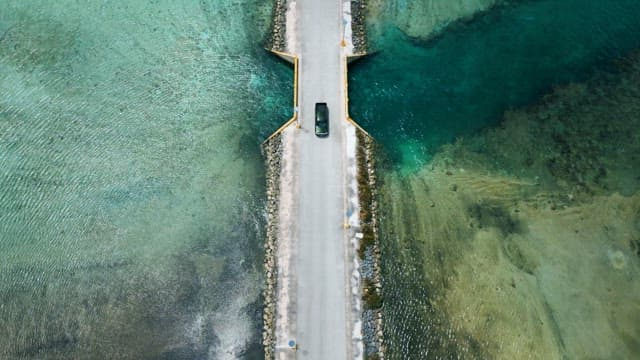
[315,103,329,137]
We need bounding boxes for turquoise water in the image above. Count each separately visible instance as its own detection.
[0,1,290,358]
[350,0,640,172]
[351,0,640,358]
[3,0,640,358]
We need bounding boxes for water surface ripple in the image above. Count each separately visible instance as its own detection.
[351,0,640,171]
[0,1,290,358]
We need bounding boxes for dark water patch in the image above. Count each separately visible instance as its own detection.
[0,13,77,70]
[15,334,78,358]
[433,51,640,197]
[246,49,294,139]
[238,295,266,360]
[350,0,640,171]
[467,202,523,235]
[631,239,640,258]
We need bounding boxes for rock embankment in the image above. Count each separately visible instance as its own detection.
[351,0,368,54]
[264,0,288,52]
[261,134,283,359]
[356,129,384,359]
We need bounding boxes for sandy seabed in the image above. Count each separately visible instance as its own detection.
[379,53,640,359]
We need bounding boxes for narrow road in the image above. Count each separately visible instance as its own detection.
[295,0,349,358]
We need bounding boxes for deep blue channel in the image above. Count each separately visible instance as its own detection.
[349,0,640,171]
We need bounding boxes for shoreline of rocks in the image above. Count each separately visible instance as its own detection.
[261,134,283,359]
[264,0,288,52]
[351,0,368,54]
[356,129,385,359]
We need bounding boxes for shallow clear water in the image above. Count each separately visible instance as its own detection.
[0,1,290,358]
[3,0,640,358]
[350,1,640,359]
[351,0,640,172]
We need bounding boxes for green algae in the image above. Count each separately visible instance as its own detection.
[378,52,640,359]
[350,0,640,172]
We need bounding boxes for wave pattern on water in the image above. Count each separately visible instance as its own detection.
[0,1,290,358]
[351,0,640,172]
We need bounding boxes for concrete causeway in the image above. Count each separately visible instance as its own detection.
[267,0,364,358]
[295,0,348,355]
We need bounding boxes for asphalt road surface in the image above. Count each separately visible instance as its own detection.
[294,0,350,358]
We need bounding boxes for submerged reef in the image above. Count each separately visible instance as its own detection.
[380,53,640,358]
[437,53,640,197]
[367,0,502,42]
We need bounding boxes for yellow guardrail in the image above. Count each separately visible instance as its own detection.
[264,53,300,143]
[265,49,371,142]
[269,49,296,64]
